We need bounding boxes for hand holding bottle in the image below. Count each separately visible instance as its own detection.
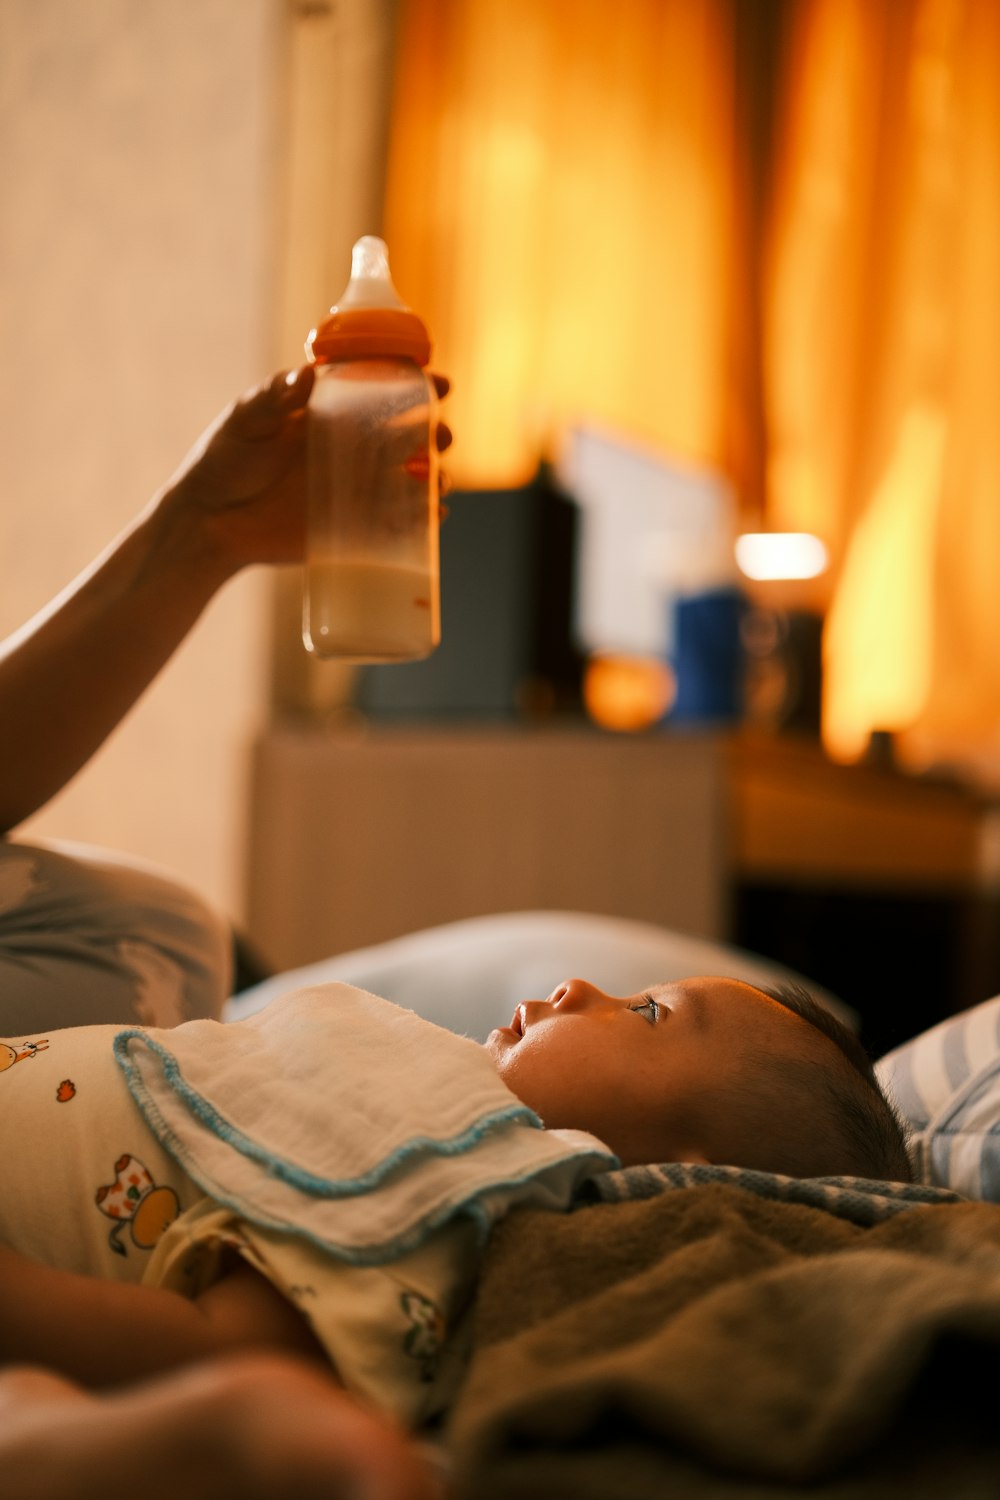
[0,361,451,832]
[160,359,451,586]
[158,366,316,577]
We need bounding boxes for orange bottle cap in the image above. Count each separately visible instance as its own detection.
[306,237,431,366]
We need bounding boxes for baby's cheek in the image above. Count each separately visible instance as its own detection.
[494,1049,550,1114]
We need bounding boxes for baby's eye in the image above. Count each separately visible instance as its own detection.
[628,993,659,1025]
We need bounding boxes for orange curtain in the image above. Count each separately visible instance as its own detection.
[385,0,1000,769]
[765,0,1000,763]
[384,0,740,490]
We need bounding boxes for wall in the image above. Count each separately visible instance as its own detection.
[0,0,286,919]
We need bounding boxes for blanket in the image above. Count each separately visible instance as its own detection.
[446,1183,1000,1498]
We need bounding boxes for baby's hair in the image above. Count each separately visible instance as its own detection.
[751,980,914,1183]
[756,981,879,1084]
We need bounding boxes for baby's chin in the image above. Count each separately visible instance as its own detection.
[483,1021,518,1055]
[485,1031,531,1099]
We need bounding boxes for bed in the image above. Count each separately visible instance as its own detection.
[230,911,1000,1498]
[5,835,997,1497]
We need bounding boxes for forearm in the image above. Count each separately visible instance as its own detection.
[0,369,315,833]
[0,1245,325,1389]
[0,364,440,834]
[0,489,235,834]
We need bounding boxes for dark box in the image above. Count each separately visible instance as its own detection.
[355,467,583,718]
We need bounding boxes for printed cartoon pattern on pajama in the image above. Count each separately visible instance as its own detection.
[0,1023,195,1280]
[0,1022,482,1426]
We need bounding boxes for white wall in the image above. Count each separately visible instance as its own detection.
[0,0,285,920]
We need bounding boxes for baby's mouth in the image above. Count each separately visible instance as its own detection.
[510,1006,525,1037]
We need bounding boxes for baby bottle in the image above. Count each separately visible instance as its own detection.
[303,235,440,661]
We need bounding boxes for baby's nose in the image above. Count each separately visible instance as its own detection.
[547,978,614,1011]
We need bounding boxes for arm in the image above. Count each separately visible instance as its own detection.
[0,368,315,835]
[0,1242,329,1388]
[0,367,450,835]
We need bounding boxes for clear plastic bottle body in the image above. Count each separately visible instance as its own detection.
[303,357,439,662]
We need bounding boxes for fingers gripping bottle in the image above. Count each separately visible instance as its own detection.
[303,236,440,661]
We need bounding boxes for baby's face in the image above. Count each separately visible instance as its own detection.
[486,976,811,1167]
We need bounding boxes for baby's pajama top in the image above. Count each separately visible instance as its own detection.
[0,986,613,1424]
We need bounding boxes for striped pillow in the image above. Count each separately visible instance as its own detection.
[876,994,1000,1200]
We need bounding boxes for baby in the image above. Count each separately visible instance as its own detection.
[487,974,913,1182]
[0,972,910,1436]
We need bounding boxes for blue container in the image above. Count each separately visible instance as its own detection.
[669,586,746,723]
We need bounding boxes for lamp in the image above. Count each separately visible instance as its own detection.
[734,532,829,581]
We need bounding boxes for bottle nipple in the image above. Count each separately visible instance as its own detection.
[306,235,431,365]
[337,236,407,311]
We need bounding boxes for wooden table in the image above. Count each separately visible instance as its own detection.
[725,733,1000,1046]
[727,733,1000,896]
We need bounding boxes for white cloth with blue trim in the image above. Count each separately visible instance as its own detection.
[114,984,616,1265]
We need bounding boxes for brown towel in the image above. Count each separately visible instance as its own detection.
[446,1184,1000,1498]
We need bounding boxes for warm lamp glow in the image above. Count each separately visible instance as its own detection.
[735,532,829,581]
[583,654,676,733]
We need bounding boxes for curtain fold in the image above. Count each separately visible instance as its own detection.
[383,0,1000,767]
[768,0,1000,762]
[384,0,740,490]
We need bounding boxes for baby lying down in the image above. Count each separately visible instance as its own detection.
[487,975,911,1181]
[0,975,910,1428]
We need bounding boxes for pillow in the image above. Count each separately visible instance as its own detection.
[876,994,1000,1200]
[226,909,856,1041]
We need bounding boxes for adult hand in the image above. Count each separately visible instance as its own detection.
[163,367,453,579]
[0,365,452,833]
